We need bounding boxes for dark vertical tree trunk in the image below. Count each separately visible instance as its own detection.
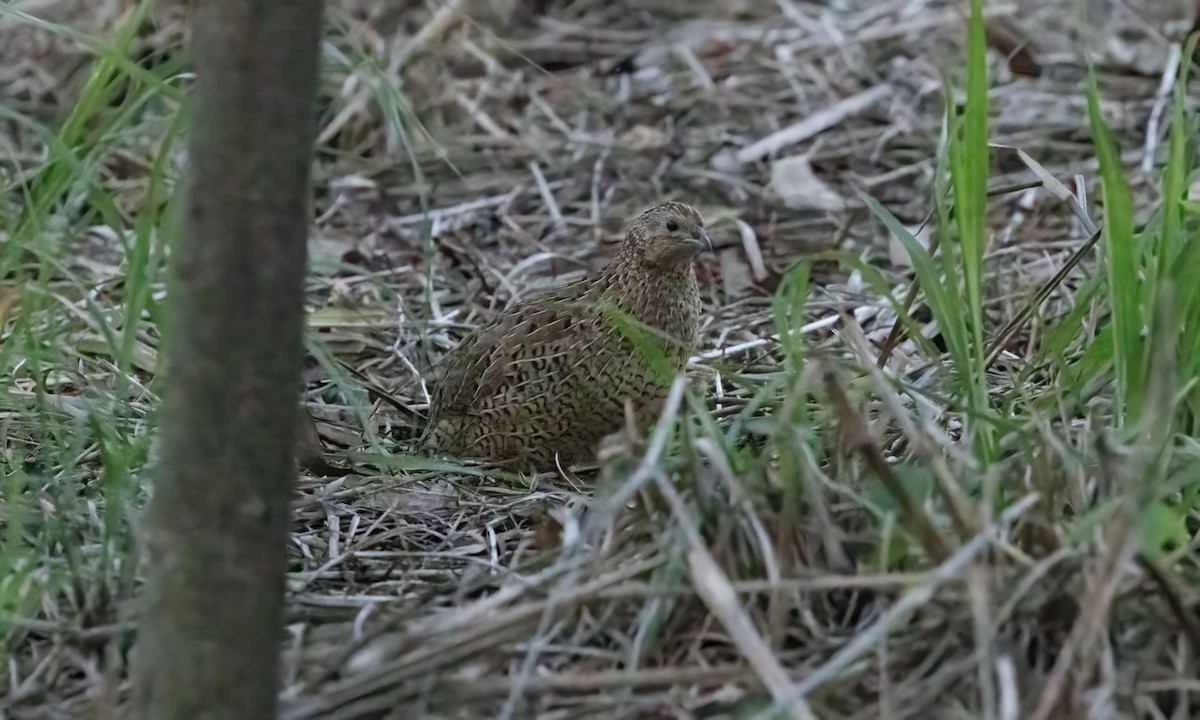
[133,1,324,718]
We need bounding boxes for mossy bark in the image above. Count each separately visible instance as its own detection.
[133,1,324,718]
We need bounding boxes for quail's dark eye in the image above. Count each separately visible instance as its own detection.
[666,220,679,232]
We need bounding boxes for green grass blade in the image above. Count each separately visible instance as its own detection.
[1086,71,1141,425]
[772,261,810,379]
[857,189,970,387]
[944,0,993,459]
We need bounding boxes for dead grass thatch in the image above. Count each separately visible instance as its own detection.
[2,0,1200,718]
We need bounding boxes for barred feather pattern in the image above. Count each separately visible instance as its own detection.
[420,202,708,470]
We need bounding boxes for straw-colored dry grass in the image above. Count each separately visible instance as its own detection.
[2,0,1199,718]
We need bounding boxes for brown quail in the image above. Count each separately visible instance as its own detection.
[420,201,711,470]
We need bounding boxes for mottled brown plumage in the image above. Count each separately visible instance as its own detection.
[421,201,710,470]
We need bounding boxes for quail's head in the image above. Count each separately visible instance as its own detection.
[623,201,712,270]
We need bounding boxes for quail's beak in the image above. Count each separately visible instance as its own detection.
[690,229,713,255]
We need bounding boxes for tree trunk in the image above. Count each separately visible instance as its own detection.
[133,1,324,718]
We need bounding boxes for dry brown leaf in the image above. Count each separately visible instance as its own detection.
[616,124,670,152]
[719,247,755,298]
[769,155,845,212]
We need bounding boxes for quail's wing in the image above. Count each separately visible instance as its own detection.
[432,286,600,414]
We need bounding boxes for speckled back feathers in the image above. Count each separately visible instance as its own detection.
[420,201,708,470]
